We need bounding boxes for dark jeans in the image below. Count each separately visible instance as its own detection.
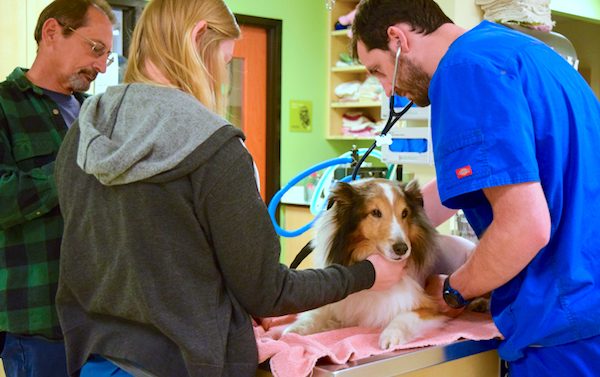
[1,333,68,377]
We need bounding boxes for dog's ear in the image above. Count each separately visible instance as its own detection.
[328,181,356,207]
[326,198,335,210]
[326,181,362,266]
[403,179,424,208]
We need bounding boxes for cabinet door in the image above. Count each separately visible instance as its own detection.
[282,205,315,269]
[0,0,27,79]
[26,0,53,67]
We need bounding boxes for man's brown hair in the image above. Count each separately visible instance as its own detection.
[351,0,453,57]
[34,0,116,44]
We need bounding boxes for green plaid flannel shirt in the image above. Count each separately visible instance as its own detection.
[0,68,86,339]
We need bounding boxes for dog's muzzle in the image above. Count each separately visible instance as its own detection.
[392,241,409,257]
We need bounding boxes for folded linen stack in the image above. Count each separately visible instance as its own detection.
[475,0,554,31]
[334,81,362,102]
[342,111,374,137]
[341,112,386,137]
[358,76,384,102]
[334,77,384,103]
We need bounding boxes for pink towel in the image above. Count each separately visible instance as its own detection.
[254,311,502,377]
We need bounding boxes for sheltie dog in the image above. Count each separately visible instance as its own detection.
[285,178,472,349]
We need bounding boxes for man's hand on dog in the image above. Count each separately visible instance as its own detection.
[367,254,409,291]
[425,274,465,317]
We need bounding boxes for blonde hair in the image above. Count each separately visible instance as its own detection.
[124,0,240,115]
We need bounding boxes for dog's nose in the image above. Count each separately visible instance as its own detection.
[392,242,409,256]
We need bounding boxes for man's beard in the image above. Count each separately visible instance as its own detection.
[68,68,97,92]
[395,56,431,107]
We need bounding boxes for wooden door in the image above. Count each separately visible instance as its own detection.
[230,25,268,200]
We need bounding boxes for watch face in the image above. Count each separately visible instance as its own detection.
[443,276,468,309]
[443,291,462,309]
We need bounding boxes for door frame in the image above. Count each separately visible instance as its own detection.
[107,0,145,58]
[235,14,282,203]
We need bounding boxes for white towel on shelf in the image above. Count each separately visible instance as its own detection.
[475,0,554,30]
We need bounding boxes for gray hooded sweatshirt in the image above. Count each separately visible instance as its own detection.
[56,84,374,377]
[55,84,375,377]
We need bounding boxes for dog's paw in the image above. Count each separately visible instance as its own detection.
[284,317,341,336]
[467,297,490,313]
[379,326,413,349]
[283,321,313,335]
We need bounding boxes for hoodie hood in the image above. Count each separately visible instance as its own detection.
[77,83,229,185]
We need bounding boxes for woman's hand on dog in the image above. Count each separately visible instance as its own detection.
[425,274,465,317]
[367,254,408,291]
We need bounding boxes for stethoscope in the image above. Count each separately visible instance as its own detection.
[351,45,414,180]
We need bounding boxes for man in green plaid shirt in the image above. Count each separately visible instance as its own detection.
[0,1,115,375]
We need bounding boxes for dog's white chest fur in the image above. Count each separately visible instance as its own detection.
[332,276,425,328]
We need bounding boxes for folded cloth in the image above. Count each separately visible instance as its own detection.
[342,111,373,131]
[334,81,361,101]
[475,0,554,30]
[255,311,501,377]
[358,76,385,102]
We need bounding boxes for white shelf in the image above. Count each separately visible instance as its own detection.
[380,103,430,121]
[331,65,366,73]
[326,135,377,141]
[398,106,430,120]
[331,101,381,108]
[331,30,351,37]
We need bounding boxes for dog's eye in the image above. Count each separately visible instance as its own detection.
[371,209,382,218]
[401,209,409,218]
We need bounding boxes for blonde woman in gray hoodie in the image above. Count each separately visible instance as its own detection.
[54,0,410,376]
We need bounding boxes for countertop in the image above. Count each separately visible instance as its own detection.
[311,339,500,376]
[257,338,500,377]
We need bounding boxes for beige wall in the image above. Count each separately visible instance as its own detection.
[0,0,52,80]
[0,0,27,79]
[436,0,483,29]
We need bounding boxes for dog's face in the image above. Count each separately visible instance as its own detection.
[319,179,435,270]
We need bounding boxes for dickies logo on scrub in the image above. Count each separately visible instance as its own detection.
[455,165,472,179]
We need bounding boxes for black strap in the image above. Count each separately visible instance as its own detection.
[290,241,314,269]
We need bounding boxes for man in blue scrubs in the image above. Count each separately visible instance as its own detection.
[351,0,600,375]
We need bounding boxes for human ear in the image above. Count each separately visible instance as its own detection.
[386,25,409,53]
[41,18,62,44]
[192,20,208,45]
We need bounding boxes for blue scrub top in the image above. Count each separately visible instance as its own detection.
[429,21,600,361]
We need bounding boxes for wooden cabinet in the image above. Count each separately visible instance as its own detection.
[326,0,432,141]
[324,0,483,141]
[280,204,315,269]
[327,0,380,140]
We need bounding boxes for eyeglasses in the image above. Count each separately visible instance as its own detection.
[64,25,114,67]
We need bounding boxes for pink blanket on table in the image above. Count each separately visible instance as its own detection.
[254,311,501,377]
